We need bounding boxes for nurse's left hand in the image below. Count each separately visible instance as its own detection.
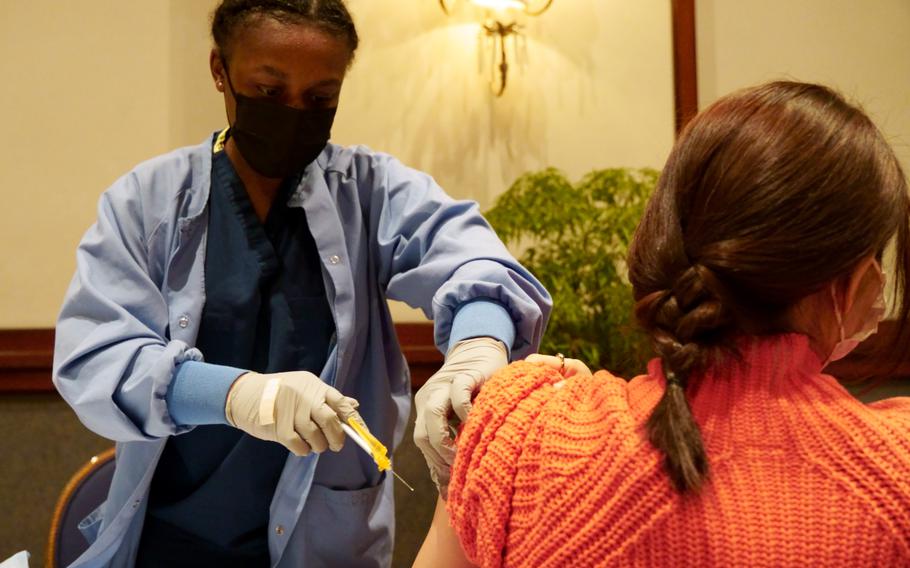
[414,337,508,498]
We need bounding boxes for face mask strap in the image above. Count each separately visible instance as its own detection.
[825,260,888,366]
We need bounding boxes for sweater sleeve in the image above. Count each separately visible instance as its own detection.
[856,397,910,552]
[447,363,668,567]
[446,361,564,567]
[867,396,910,433]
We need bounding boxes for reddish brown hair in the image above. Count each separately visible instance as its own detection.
[628,81,910,492]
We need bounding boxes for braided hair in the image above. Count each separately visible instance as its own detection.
[212,0,358,61]
[628,81,910,492]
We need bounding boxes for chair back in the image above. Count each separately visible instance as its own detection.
[46,448,116,568]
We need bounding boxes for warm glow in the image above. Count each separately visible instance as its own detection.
[470,0,526,11]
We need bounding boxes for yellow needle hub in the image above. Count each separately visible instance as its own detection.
[347,417,391,472]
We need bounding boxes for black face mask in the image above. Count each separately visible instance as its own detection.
[223,66,337,179]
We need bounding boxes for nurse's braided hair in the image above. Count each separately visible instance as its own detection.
[212,0,358,59]
[628,81,910,493]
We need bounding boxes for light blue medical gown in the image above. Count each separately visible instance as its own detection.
[52,133,552,567]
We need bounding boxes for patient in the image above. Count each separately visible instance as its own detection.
[414,81,910,567]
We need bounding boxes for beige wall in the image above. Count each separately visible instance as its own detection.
[1,2,169,328]
[168,1,227,147]
[696,0,910,311]
[696,0,910,171]
[339,0,675,321]
[336,0,675,208]
[0,0,675,328]
[0,1,223,329]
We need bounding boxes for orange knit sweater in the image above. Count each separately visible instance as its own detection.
[447,334,910,567]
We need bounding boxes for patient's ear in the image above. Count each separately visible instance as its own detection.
[788,255,880,360]
[837,255,883,335]
[843,257,877,312]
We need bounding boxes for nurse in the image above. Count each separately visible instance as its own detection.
[52,0,550,566]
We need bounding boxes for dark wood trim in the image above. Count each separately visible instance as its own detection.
[395,322,444,389]
[4,321,908,393]
[672,0,698,134]
[396,323,441,364]
[0,325,443,394]
[0,328,56,393]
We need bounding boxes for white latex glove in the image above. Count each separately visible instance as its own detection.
[413,336,509,496]
[225,370,361,456]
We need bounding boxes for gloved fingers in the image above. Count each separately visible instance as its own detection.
[450,372,483,422]
[344,409,370,433]
[525,353,593,378]
[425,381,454,427]
[324,388,360,423]
[414,420,448,479]
[276,402,312,456]
[414,430,455,497]
[288,437,313,456]
[415,387,458,472]
[435,435,457,470]
[311,401,345,452]
[294,410,330,454]
[429,464,450,501]
[281,434,313,457]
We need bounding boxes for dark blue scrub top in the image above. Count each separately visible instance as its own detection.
[138,136,335,567]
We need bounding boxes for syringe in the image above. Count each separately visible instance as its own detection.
[341,418,415,492]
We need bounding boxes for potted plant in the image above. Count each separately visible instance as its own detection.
[485,167,658,376]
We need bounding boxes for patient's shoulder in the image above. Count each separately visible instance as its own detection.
[867,396,910,434]
[448,361,655,566]
[462,361,637,444]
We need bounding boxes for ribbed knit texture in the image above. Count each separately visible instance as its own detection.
[447,334,910,567]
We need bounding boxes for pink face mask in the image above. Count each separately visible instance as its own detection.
[825,263,886,365]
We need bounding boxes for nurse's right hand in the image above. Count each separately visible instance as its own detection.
[225,370,361,456]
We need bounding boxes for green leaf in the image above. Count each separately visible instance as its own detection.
[486,167,659,376]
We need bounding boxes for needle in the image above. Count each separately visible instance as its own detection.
[341,423,415,492]
[391,470,415,492]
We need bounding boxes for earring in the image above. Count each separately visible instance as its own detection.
[217,80,224,89]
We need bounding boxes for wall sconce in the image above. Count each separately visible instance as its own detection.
[439,0,554,97]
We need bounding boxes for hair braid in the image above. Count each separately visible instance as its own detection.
[628,81,910,494]
[635,263,732,491]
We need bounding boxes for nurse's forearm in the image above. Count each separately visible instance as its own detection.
[165,360,247,426]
